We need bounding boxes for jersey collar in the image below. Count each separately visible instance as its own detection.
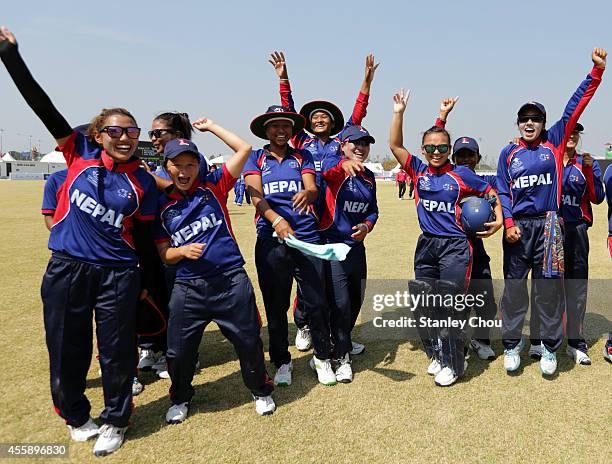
[167,179,203,200]
[426,161,453,175]
[101,151,141,173]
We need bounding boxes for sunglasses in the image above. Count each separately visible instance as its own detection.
[148,128,175,139]
[350,139,371,147]
[101,126,141,139]
[422,144,450,154]
[517,115,545,124]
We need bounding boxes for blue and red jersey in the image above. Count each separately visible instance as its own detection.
[480,174,497,191]
[244,147,320,243]
[319,157,378,246]
[279,81,369,173]
[403,155,492,237]
[604,164,612,257]
[49,131,157,266]
[41,169,68,215]
[496,66,604,228]
[155,166,243,279]
[560,155,604,225]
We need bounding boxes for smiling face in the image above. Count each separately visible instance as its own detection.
[150,119,177,155]
[566,130,580,152]
[94,114,139,163]
[264,120,293,146]
[518,113,545,142]
[310,111,332,136]
[421,132,451,168]
[166,152,200,191]
[341,138,371,162]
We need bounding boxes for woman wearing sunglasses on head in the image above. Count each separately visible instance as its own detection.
[268,52,378,353]
[496,48,606,377]
[154,120,276,422]
[244,106,336,387]
[0,27,158,456]
[389,89,502,387]
[318,125,379,383]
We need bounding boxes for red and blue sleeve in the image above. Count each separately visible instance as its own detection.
[364,178,379,232]
[346,92,369,127]
[402,152,424,183]
[456,166,492,199]
[135,175,158,221]
[280,80,308,149]
[496,145,515,228]
[585,159,605,204]
[300,150,316,175]
[243,150,263,177]
[605,166,612,256]
[207,164,237,196]
[153,215,171,245]
[321,156,347,183]
[41,175,61,214]
[547,66,604,151]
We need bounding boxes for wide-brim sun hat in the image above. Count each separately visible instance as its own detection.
[299,100,344,135]
[250,105,306,140]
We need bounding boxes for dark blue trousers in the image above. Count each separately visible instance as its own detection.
[413,234,472,375]
[166,267,272,404]
[468,238,498,344]
[501,217,564,352]
[326,243,367,358]
[41,253,139,427]
[255,238,332,367]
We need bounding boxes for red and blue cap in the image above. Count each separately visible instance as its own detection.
[164,138,200,160]
[452,136,480,155]
[341,125,375,144]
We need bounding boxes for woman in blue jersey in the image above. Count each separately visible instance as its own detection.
[269,51,377,353]
[496,48,606,376]
[244,106,337,387]
[318,125,379,383]
[154,118,276,421]
[0,27,158,456]
[389,89,502,387]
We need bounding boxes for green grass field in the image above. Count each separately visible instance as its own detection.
[0,180,610,464]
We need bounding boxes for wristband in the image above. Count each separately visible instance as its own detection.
[272,216,284,228]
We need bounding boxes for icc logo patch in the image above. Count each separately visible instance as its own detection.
[418,176,431,191]
[199,191,212,204]
[117,188,133,199]
[86,169,99,186]
[165,209,180,221]
[539,152,551,161]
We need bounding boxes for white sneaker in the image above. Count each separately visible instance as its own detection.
[273,361,292,387]
[350,341,365,355]
[153,355,169,379]
[165,402,189,424]
[309,356,337,386]
[434,360,468,387]
[540,345,557,376]
[427,358,442,376]
[67,418,99,442]
[529,344,542,360]
[470,339,495,360]
[604,344,612,363]
[335,353,353,383]
[132,377,144,396]
[295,326,312,351]
[253,395,276,416]
[504,339,525,372]
[566,346,591,365]
[92,424,127,457]
[137,349,157,371]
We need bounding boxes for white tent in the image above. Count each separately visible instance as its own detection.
[364,162,384,174]
[40,151,66,163]
[2,153,16,161]
[208,155,225,165]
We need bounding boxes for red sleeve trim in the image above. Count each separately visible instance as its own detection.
[136,214,156,221]
[364,220,374,232]
[243,170,261,177]
[41,209,55,215]
[302,168,316,175]
[154,238,170,245]
[435,118,446,128]
[504,217,515,229]
[591,65,604,80]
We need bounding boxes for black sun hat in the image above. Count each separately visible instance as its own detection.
[299,100,344,135]
[250,105,306,140]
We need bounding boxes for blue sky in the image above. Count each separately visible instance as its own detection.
[1,0,610,166]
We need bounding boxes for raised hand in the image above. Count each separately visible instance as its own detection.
[440,96,459,114]
[0,26,17,46]
[269,50,288,79]
[364,53,380,85]
[393,88,410,114]
[192,117,215,132]
[592,47,607,69]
